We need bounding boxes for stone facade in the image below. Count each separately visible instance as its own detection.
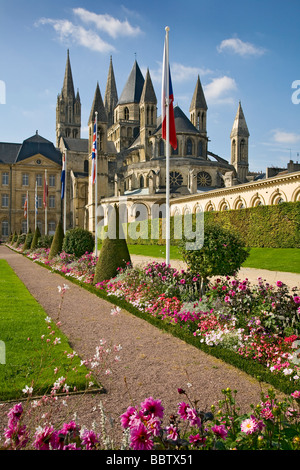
[0,50,300,240]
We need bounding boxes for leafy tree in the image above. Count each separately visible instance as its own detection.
[179,222,249,293]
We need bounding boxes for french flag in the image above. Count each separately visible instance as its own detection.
[61,152,66,199]
[161,38,177,150]
[91,119,97,185]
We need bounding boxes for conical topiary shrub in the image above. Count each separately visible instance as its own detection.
[30,226,41,251]
[48,221,64,260]
[93,205,131,284]
[23,228,33,251]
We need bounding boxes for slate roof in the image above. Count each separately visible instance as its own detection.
[88,82,107,124]
[15,133,61,164]
[0,143,21,164]
[189,75,207,111]
[117,61,145,105]
[62,137,88,153]
[155,105,200,135]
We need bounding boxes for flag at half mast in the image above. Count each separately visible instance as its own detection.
[161,37,177,150]
[91,118,97,185]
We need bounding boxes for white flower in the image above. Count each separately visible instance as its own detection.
[45,316,52,323]
[22,385,33,395]
[283,368,293,376]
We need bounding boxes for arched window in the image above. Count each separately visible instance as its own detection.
[124,107,129,120]
[186,138,193,155]
[198,141,203,157]
[159,139,165,156]
[84,160,89,173]
[140,175,144,188]
[240,139,246,161]
[231,139,236,161]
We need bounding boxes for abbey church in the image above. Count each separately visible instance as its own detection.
[55,51,253,232]
[0,50,299,239]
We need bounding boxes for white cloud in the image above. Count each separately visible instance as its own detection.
[217,38,266,57]
[147,61,212,84]
[272,130,300,144]
[36,18,115,53]
[73,8,142,39]
[204,76,237,104]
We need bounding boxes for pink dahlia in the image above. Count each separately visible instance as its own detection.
[120,406,137,429]
[141,397,164,419]
[81,429,100,450]
[189,433,207,447]
[166,425,178,440]
[211,424,228,440]
[178,401,190,420]
[33,425,59,450]
[240,415,264,434]
[130,423,154,450]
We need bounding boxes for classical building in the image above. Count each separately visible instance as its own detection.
[0,50,299,239]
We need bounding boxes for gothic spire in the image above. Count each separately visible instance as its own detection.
[189,75,207,112]
[230,101,250,138]
[62,49,75,100]
[88,82,107,124]
[117,60,144,105]
[140,68,157,104]
[104,56,118,127]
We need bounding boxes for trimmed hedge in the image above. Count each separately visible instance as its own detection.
[62,227,94,258]
[125,202,300,248]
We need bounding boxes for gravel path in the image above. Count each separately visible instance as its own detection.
[0,246,290,447]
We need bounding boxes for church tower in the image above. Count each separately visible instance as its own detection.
[88,83,108,234]
[230,102,250,182]
[139,69,157,162]
[104,56,118,128]
[189,75,207,136]
[56,50,81,146]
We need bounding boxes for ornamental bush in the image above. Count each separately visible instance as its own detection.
[62,228,94,258]
[37,235,54,249]
[30,226,41,251]
[48,221,64,260]
[179,223,249,293]
[94,205,131,284]
[23,229,33,251]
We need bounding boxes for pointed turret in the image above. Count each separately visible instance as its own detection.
[117,60,144,105]
[62,49,75,100]
[230,101,250,138]
[56,50,81,146]
[190,75,207,112]
[139,69,157,161]
[88,82,107,125]
[230,102,249,182]
[104,56,118,128]
[140,68,157,105]
[189,76,207,134]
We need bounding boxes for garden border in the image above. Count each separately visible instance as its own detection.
[6,245,298,397]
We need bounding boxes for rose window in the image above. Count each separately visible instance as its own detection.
[197,171,212,187]
[169,171,183,188]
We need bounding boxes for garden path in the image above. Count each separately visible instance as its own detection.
[0,246,292,445]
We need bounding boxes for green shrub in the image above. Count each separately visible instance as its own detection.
[48,221,64,260]
[37,234,54,249]
[179,222,250,292]
[23,229,33,251]
[16,233,26,247]
[94,205,131,284]
[62,227,94,258]
[30,226,41,250]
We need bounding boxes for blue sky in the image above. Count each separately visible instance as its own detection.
[0,0,299,172]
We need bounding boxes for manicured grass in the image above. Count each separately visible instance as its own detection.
[120,244,300,273]
[241,248,300,273]
[0,260,95,401]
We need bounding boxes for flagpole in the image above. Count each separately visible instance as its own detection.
[165,26,170,267]
[35,181,37,230]
[64,149,67,234]
[95,111,98,258]
[45,169,47,235]
[27,190,29,234]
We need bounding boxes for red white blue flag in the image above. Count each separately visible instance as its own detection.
[91,119,97,185]
[161,38,177,150]
[61,152,66,199]
[24,194,28,218]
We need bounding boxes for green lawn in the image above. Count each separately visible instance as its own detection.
[121,244,300,274]
[0,259,94,401]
